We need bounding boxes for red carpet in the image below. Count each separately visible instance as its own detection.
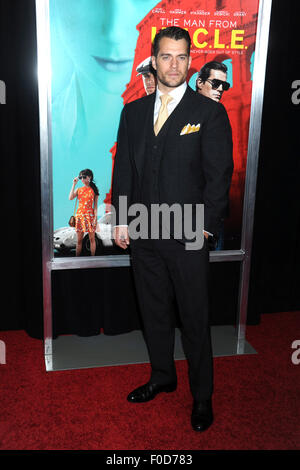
[0,312,299,451]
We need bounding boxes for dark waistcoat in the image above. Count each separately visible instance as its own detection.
[139,107,179,239]
[140,106,177,206]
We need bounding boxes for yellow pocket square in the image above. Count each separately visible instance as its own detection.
[180,123,201,135]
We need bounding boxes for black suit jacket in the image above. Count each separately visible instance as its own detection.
[112,85,233,238]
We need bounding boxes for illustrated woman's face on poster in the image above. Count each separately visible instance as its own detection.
[52,0,155,94]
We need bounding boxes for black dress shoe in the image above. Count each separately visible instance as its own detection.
[191,399,213,432]
[127,381,177,403]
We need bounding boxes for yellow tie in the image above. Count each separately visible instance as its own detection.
[154,94,173,136]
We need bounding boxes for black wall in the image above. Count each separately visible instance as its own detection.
[1,1,42,337]
[1,0,299,339]
[248,0,300,318]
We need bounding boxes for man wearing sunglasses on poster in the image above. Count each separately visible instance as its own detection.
[196,61,231,250]
[196,61,230,103]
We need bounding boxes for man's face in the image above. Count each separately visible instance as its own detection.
[142,72,156,95]
[197,69,227,102]
[152,37,191,93]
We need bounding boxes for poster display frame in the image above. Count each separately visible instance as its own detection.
[35,0,272,363]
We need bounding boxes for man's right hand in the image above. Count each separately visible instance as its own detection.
[113,226,130,250]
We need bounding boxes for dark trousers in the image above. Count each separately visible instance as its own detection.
[130,237,213,401]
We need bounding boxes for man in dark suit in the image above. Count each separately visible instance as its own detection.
[196,60,231,250]
[112,27,233,432]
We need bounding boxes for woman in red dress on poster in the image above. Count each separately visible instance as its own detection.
[69,169,99,256]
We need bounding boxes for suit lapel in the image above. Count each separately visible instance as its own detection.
[156,86,198,138]
[133,86,198,179]
[167,86,199,136]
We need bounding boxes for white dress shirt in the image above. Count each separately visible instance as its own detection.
[153,82,187,125]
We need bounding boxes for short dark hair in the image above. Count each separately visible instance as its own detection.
[197,61,227,83]
[152,26,191,57]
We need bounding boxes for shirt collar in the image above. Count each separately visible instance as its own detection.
[155,81,187,103]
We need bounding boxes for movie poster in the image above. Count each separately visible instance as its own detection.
[49,0,260,257]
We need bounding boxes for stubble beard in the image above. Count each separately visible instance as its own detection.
[156,71,187,90]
